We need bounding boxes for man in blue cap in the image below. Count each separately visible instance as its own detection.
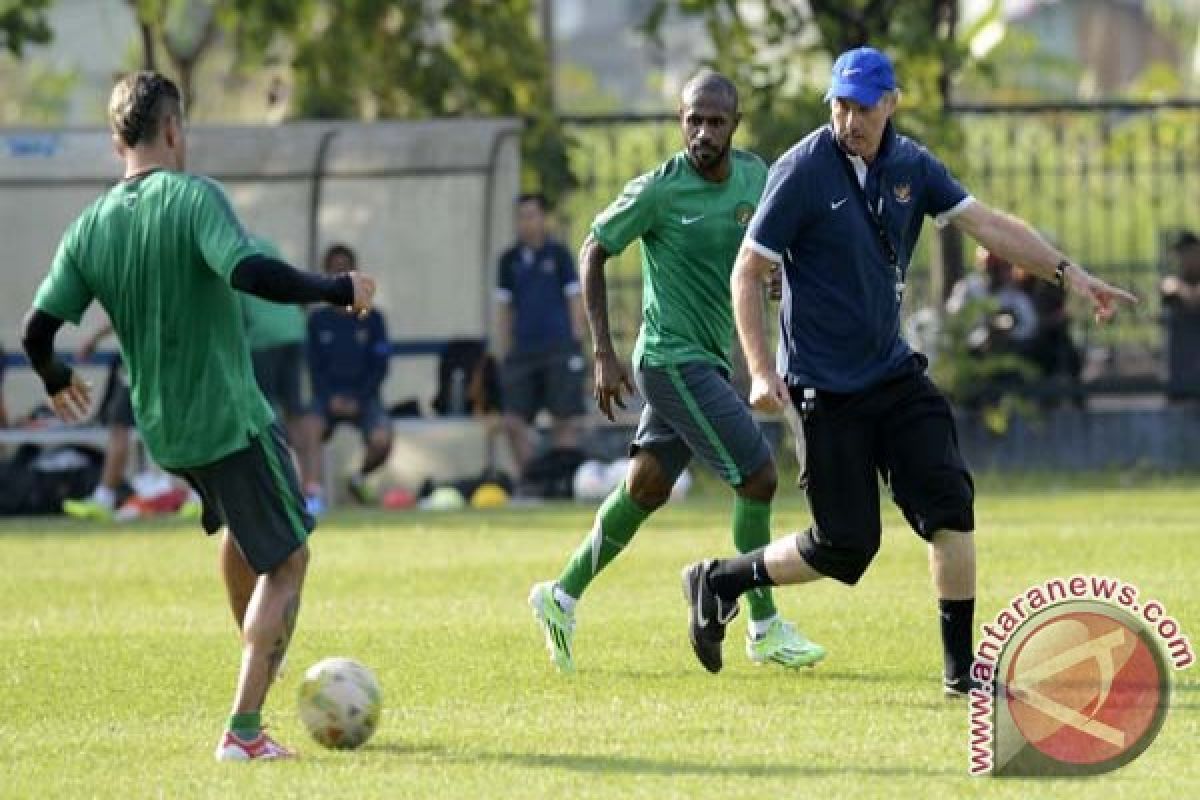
[681,47,1136,693]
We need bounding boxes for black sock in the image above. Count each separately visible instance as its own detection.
[939,597,975,680]
[707,549,774,604]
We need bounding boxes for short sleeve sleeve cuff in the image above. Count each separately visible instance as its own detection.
[745,238,785,265]
[935,195,975,229]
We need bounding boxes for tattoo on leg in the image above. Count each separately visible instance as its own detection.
[267,594,301,683]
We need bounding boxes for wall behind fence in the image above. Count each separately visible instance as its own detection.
[0,119,521,418]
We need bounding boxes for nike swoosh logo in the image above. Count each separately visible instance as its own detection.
[694,580,709,627]
[681,215,705,225]
[831,198,848,210]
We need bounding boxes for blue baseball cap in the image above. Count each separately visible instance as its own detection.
[824,47,896,106]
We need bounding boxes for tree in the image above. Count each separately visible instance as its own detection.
[227,0,573,203]
[642,0,966,160]
[0,0,51,57]
[125,0,222,110]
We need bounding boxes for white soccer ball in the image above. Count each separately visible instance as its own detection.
[297,657,382,750]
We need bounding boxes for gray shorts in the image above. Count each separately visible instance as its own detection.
[502,343,587,422]
[174,421,314,575]
[252,342,308,417]
[631,361,771,486]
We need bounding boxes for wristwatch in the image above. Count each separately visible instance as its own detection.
[1054,259,1071,290]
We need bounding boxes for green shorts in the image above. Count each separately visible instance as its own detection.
[174,421,314,574]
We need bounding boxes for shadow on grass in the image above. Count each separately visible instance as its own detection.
[375,743,956,778]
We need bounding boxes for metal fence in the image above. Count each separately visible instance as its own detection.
[560,102,1200,389]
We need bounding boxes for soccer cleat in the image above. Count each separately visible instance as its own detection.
[943,674,984,699]
[746,618,827,669]
[214,729,295,761]
[681,560,739,674]
[528,581,576,674]
[63,498,114,521]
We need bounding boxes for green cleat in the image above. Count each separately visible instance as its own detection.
[63,498,115,521]
[746,618,827,668]
[528,581,576,674]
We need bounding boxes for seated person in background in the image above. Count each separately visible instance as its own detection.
[1016,262,1082,396]
[62,320,137,519]
[308,243,393,503]
[494,192,588,478]
[1161,230,1200,399]
[946,245,1038,356]
[240,235,324,514]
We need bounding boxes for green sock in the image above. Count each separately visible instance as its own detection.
[733,496,778,621]
[228,711,261,740]
[557,483,652,599]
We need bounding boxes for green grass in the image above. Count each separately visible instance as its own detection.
[0,483,1197,798]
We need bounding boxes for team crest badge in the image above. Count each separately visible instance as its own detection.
[893,183,912,204]
[733,202,756,226]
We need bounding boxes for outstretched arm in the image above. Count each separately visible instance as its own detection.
[580,233,634,421]
[951,202,1137,323]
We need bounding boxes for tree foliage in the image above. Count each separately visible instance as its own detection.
[642,0,966,161]
[226,0,572,203]
[0,0,52,57]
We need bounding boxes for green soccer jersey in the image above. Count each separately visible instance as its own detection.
[239,236,307,351]
[591,149,768,372]
[34,169,275,469]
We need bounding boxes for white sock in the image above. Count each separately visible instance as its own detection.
[750,613,778,639]
[553,585,577,614]
[91,486,116,510]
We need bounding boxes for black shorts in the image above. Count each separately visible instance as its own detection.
[252,342,308,417]
[501,343,587,422]
[174,421,314,575]
[794,363,975,585]
[98,375,135,428]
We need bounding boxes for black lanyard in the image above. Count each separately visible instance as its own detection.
[834,145,905,303]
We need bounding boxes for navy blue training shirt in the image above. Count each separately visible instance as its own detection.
[495,238,580,354]
[307,307,390,409]
[746,123,971,393]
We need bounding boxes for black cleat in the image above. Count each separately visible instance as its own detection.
[681,560,739,674]
[943,674,984,699]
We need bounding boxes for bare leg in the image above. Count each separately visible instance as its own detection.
[360,426,393,476]
[929,530,975,600]
[230,544,309,714]
[505,413,534,477]
[101,424,131,491]
[764,533,826,585]
[549,415,580,451]
[219,529,257,631]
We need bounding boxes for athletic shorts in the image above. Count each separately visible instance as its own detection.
[794,361,975,584]
[321,394,390,440]
[631,361,771,487]
[252,342,308,417]
[98,376,135,428]
[174,421,314,575]
[502,343,587,422]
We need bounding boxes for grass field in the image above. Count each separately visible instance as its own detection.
[1,481,1197,798]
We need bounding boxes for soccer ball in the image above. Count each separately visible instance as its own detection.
[297,657,382,750]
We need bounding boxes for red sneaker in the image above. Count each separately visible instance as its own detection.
[214,729,296,761]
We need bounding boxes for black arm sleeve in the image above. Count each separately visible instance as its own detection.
[20,308,73,394]
[230,254,355,307]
